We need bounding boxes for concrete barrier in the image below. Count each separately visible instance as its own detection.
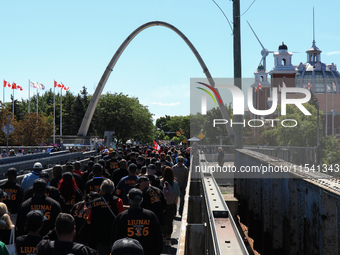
[235,149,340,255]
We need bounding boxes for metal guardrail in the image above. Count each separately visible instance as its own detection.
[0,151,68,165]
[177,151,248,255]
[0,153,101,186]
[200,152,248,255]
[0,150,98,176]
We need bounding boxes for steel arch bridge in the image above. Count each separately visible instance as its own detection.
[77,21,234,139]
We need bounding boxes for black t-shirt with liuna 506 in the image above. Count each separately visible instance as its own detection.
[141,186,166,225]
[16,195,62,237]
[70,201,90,244]
[0,181,23,214]
[111,208,163,255]
[16,234,43,255]
[84,177,107,196]
[22,186,66,211]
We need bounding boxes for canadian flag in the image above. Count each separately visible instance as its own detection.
[12,83,17,89]
[258,82,262,90]
[333,82,337,92]
[62,83,70,91]
[254,87,258,92]
[54,80,62,88]
[4,80,12,88]
[308,82,311,90]
[16,85,23,91]
[153,140,160,151]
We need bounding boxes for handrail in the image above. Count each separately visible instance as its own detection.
[0,150,98,176]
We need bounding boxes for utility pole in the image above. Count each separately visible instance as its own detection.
[233,0,243,148]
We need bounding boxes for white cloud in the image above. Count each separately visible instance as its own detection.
[150,102,181,106]
[150,83,190,100]
[326,51,340,56]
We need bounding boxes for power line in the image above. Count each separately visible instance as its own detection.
[241,0,257,16]
[211,0,233,34]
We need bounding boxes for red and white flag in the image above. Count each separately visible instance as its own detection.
[37,83,45,90]
[62,84,69,91]
[12,83,17,89]
[17,85,23,91]
[258,82,262,90]
[333,82,337,92]
[308,82,311,90]
[30,81,38,88]
[54,80,62,88]
[153,140,160,151]
[4,80,12,88]
[254,87,258,92]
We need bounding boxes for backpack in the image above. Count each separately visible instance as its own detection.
[163,181,175,205]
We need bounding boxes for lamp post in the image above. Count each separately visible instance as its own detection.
[233,0,243,149]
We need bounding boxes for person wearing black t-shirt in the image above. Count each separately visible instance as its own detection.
[136,176,166,226]
[87,179,123,254]
[107,151,119,175]
[81,161,95,184]
[65,164,85,193]
[116,164,139,205]
[145,164,162,190]
[111,159,128,187]
[0,168,23,215]
[36,213,98,255]
[111,188,162,255]
[16,179,62,237]
[58,173,83,213]
[84,163,107,196]
[50,165,63,188]
[70,192,101,244]
[22,172,66,211]
[16,210,45,255]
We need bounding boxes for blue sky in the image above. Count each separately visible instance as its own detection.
[1,0,339,121]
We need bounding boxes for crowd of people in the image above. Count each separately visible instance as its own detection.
[0,144,191,255]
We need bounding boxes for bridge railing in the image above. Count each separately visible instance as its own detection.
[0,150,98,180]
[177,150,249,255]
[0,152,101,185]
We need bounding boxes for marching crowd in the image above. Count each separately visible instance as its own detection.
[0,144,190,255]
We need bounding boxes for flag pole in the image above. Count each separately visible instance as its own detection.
[3,80,5,104]
[28,79,31,113]
[12,85,14,114]
[326,84,328,136]
[60,87,62,137]
[257,86,259,120]
[53,81,56,145]
[332,83,335,136]
[36,87,39,115]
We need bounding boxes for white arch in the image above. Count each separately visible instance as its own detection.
[77,21,234,138]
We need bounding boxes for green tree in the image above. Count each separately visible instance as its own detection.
[321,136,340,166]
[272,103,321,147]
[13,113,52,145]
[92,92,154,143]
[61,91,75,135]
[70,94,85,135]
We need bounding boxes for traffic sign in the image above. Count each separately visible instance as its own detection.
[198,133,205,140]
[2,123,15,135]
